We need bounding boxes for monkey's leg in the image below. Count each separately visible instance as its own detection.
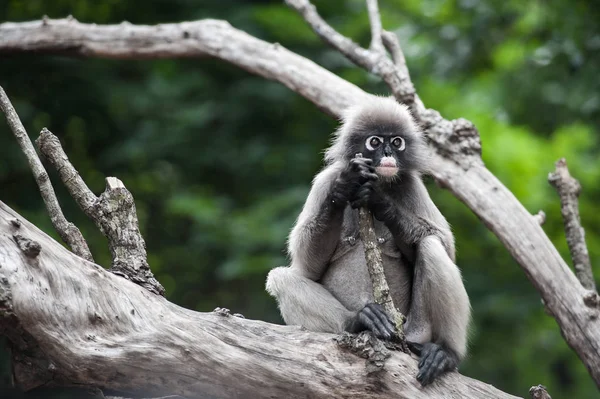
[405,235,470,386]
[266,266,354,333]
[266,266,394,337]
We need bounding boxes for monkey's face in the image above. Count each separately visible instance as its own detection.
[361,134,405,178]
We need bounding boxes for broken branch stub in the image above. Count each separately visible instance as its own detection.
[36,128,165,296]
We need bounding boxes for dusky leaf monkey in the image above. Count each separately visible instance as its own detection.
[266,96,470,385]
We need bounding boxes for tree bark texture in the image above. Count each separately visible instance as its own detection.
[0,201,517,399]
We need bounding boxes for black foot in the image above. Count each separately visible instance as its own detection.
[407,341,458,386]
[347,303,395,340]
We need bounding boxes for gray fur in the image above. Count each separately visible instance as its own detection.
[266,96,470,361]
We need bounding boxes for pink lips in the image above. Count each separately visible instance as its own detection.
[376,157,398,177]
[379,159,396,167]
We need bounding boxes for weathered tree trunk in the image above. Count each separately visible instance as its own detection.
[0,201,517,398]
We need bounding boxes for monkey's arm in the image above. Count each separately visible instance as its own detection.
[287,163,347,280]
[369,173,455,261]
[289,158,377,279]
[267,161,394,337]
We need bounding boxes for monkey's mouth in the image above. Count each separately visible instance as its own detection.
[376,158,399,177]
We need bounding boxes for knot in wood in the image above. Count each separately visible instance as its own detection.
[12,234,41,258]
[529,384,552,399]
[450,118,482,158]
[334,331,391,373]
[583,291,599,309]
[213,307,232,317]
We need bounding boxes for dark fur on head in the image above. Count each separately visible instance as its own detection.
[325,97,429,174]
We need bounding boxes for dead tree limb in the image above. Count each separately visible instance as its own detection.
[35,128,164,296]
[0,201,517,399]
[0,86,94,262]
[529,385,552,399]
[548,158,595,291]
[365,0,385,54]
[0,15,600,388]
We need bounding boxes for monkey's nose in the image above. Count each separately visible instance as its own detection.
[384,145,392,156]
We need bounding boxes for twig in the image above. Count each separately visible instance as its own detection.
[533,210,546,225]
[529,385,552,399]
[36,128,165,296]
[286,0,482,166]
[548,158,595,291]
[366,0,385,54]
[0,85,94,262]
[381,31,406,69]
[285,0,416,105]
[354,155,408,351]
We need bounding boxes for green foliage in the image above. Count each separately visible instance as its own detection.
[1,0,599,397]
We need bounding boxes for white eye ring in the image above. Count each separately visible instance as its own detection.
[391,136,406,151]
[365,136,383,151]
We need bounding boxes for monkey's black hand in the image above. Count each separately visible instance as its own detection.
[331,158,378,208]
[346,303,395,340]
[368,190,396,224]
[369,194,440,245]
[407,342,458,386]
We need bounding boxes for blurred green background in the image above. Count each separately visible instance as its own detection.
[1,0,599,397]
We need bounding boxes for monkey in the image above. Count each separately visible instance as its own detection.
[266,96,470,386]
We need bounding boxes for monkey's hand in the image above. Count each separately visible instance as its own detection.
[331,157,378,208]
[345,303,395,340]
[407,342,459,386]
[367,190,396,224]
[369,193,440,244]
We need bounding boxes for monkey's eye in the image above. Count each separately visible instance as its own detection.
[365,136,382,151]
[391,136,406,151]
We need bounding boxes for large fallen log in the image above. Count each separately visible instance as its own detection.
[0,200,516,398]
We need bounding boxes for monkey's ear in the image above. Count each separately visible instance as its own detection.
[407,341,424,356]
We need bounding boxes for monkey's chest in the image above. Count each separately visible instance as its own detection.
[320,212,412,315]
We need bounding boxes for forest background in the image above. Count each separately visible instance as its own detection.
[1,0,599,397]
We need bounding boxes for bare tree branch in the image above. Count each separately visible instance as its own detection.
[36,129,165,296]
[529,385,552,399]
[366,0,385,54]
[285,0,416,105]
[381,31,406,70]
[0,18,365,118]
[548,158,595,291]
[0,86,94,262]
[1,16,600,388]
[0,201,518,398]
